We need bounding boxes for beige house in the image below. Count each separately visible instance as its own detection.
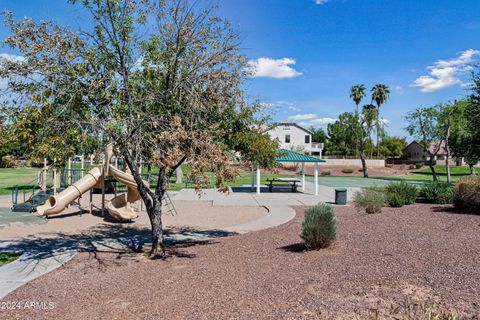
[402,141,447,162]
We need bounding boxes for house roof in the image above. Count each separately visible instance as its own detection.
[427,141,447,155]
[403,140,447,156]
[276,149,326,163]
[266,121,313,135]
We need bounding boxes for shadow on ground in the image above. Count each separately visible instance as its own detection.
[0,223,238,264]
[431,205,480,216]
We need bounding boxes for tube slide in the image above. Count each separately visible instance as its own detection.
[106,165,149,222]
[37,167,103,216]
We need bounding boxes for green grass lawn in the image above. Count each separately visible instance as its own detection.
[166,171,295,191]
[376,165,479,183]
[0,168,41,196]
[0,251,22,267]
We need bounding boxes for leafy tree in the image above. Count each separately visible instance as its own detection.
[379,136,407,158]
[1,0,278,257]
[371,84,390,159]
[362,104,377,159]
[405,106,443,181]
[449,71,480,175]
[326,112,357,157]
[309,126,327,143]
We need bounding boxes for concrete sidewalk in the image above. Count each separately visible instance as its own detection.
[0,182,354,299]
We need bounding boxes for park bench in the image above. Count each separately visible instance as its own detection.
[266,178,301,193]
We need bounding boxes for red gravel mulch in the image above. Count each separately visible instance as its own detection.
[2,204,479,319]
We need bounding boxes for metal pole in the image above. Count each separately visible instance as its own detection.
[81,155,84,178]
[256,165,261,195]
[302,162,305,192]
[67,157,72,185]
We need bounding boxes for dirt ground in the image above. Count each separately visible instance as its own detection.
[0,198,267,241]
[2,204,479,319]
[278,164,416,177]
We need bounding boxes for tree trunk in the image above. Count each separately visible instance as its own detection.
[360,155,368,178]
[148,197,165,258]
[369,133,373,159]
[469,164,476,176]
[429,159,437,182]
[445,129,451,184]
[121,147,167,258]
[376,122,380,159]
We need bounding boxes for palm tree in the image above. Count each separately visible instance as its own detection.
[371,84,390,159]
[350,85,366,157]
[350,85,366,114]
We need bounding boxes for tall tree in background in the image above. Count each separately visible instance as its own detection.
[350,84,366,158]
[405,106,442,181]
[362,104,376,159]
[379,136,407,159]
[371,84,390,159]
[450,70,480,175]
[1,0,278,257]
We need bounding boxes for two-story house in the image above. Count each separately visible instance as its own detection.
[265,121,323,158]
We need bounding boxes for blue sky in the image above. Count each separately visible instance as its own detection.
[1,0,479,138]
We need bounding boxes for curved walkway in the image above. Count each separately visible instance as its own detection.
[0,191,298,299]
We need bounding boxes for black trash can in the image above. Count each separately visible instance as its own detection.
[335,188,347,205]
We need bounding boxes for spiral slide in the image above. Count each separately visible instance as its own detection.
[106,165,149,222]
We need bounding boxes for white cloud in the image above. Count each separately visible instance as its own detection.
[292,115,337,128]
[393,85,405,95]
[289,113,317,120]
[315,0,329,4]
[411,49,479,92]
[0,53,25,63]
[0,53,26,90]
[310,117,337,124]
[248,57,302,79]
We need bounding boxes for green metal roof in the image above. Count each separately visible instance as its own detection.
[276,149,326,163]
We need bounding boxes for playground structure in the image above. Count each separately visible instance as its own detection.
[11,146,177,221]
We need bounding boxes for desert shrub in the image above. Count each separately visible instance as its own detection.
[301,204,337,250]
[353,188,386,214]
[341,167,354,174]
[420,181,453,204]
[409,164,416,169]
[384,182,418,206]
[386,192,406,207]
[385,163,393,168]
[415,163,423,169]
[400,164,406,170]
[454,176,480,212]
[321,170,331,176]
[1,155,16,168]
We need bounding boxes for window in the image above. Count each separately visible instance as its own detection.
[305,135,310,143]
[285,135,290,143]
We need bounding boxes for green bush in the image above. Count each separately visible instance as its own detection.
[301,204,337,250]
[384,182,418,206]
[321,170,331,176]
[353,188,386,214]
[341,167,354,174]
[420,181,453,204]
[386,192,406,207]
[415,163,423,169]
[454,176,480,212]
